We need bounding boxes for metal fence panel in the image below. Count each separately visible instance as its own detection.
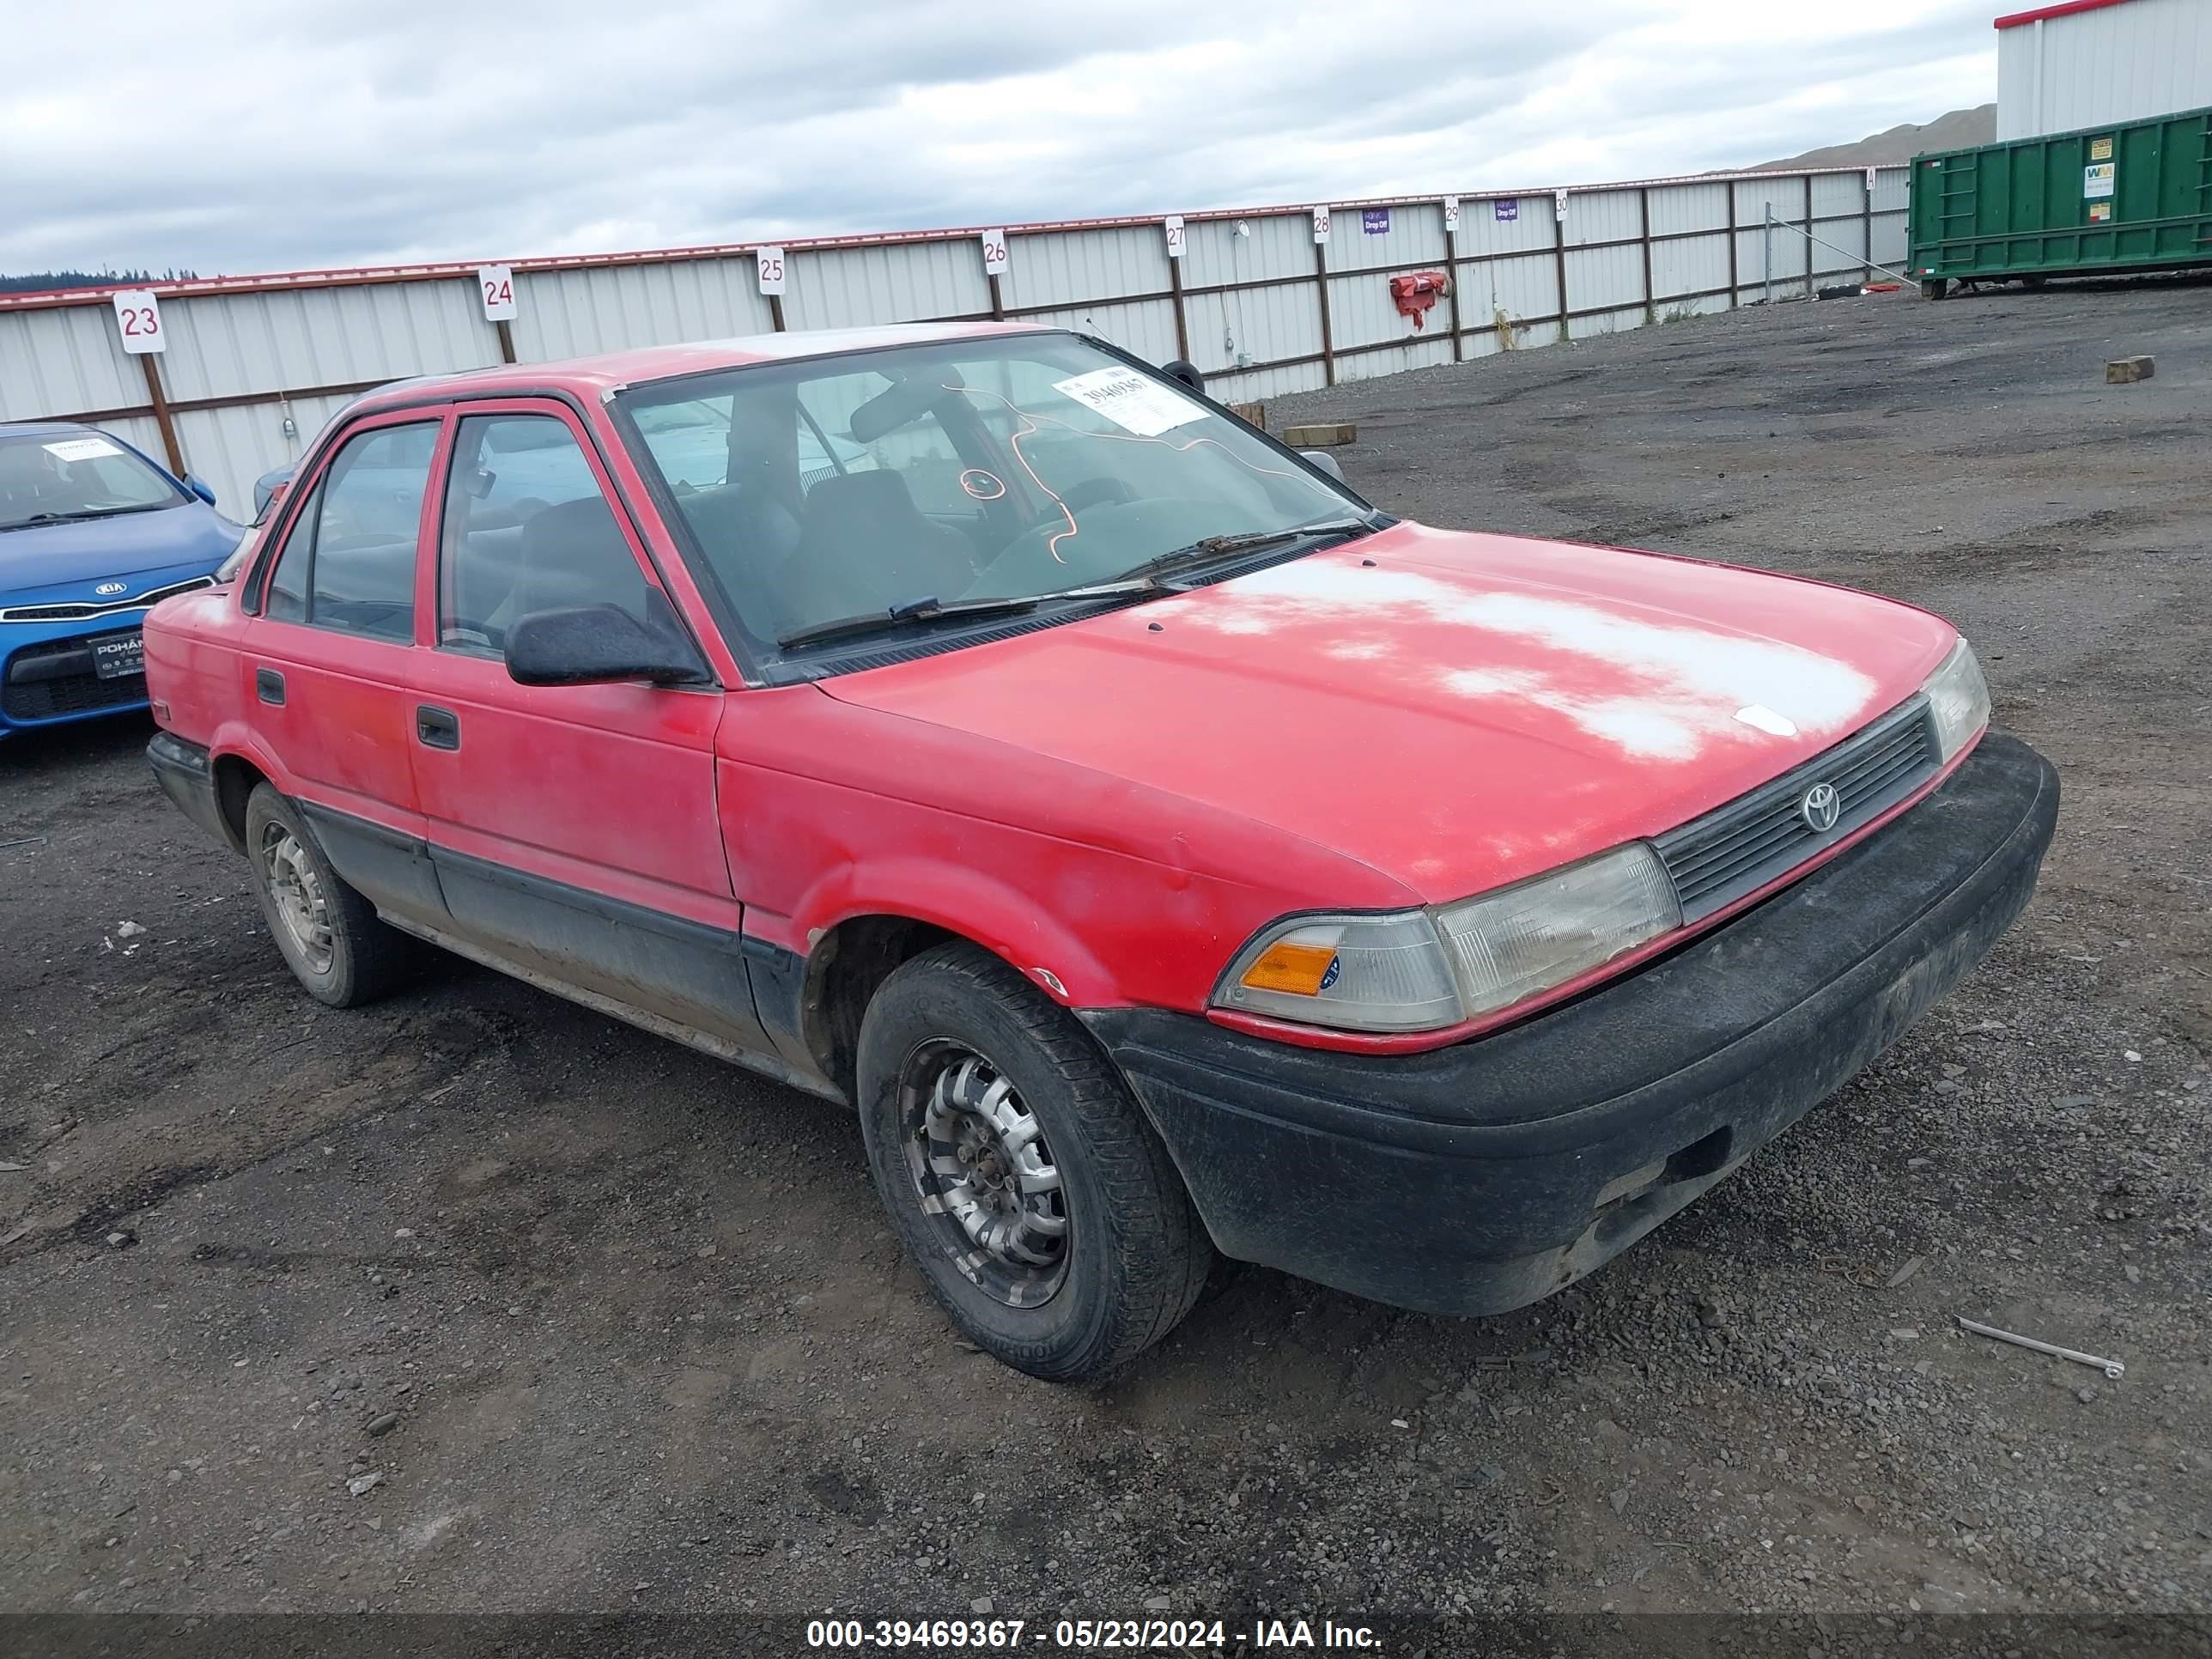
[1810,172,1867,219]
[1001,225,1169,312]
[1650,233,1732,303]
[512,258,775,360]
[1325,203,1449,272]
[1460,251,1559,324]
[1181,211,1311,287]
[156,282,496,403]
[1563,242,1646,313]
[1456,197,1556,257]
[0,305,140,422]
[1021,299,1181,367]
[1336,336,1455,385]
[787,240,989,330]
[1189,277,1322,375]
[1564,188,1642,249]
[1650,181,1731,237]
[1872,210,1909,268]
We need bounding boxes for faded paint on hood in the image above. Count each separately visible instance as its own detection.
[822,522,1959,902]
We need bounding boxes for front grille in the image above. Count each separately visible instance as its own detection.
[0,574,214,624]
[1,635,149,722]
[1655,696,1939,921]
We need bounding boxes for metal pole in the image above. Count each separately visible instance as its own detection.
[1763,205,1774,305]
[139,355,185,478]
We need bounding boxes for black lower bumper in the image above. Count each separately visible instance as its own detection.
[1082,731,2059,1317]
[148,732,238,854]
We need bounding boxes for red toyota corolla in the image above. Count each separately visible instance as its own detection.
[143,322,2057,1381]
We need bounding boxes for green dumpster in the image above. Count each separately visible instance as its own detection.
[1908,103,2212,299]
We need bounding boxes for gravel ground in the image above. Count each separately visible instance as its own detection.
[1,279,2207,1646]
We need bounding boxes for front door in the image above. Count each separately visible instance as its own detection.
[404,401,764,1051]
[243,411,447,927]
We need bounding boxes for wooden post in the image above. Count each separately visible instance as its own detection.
[1863,170,1876,283]
[768,292,787,333]
[1167,247,1190,363]
[988,271,1006,322]
[494,319,517,364]
[1639,186,1656,325]
[1313,238,1335,386]
[1803,174,1815,297]
[1444,212,1465,362]
[139,355,185,478]
[1553,199,1571,343]
[1726,185,1740,308]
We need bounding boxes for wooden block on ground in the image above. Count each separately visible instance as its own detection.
[2106,356,2154,384]
[1227,400,1267,429]
[1282,422,1356,447]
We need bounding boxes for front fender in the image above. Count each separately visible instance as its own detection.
[787,855,1122,1006]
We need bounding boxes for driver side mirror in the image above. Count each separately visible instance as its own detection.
[1300,451,1346,484]
[1162,359,1206,395]
[505,602,709,688]
[184,473,219,506]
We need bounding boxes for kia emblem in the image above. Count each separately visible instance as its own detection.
[95,580,128,597]
[1800,781,1841,833]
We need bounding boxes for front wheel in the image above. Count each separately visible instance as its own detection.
[855,942,1214,1382]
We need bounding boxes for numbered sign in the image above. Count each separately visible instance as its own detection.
[980,229,1010,276]
[477,265,517,321]
[1164,215,1185,259]
[1310,205,1332,244]
[1443,196,1460,234]
[1553,190,1569,222]
[112,289,164,355]
[756,246,786,295]
[1865,167,1880,194]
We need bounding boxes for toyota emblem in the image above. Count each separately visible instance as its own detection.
[94,580,128,597]
[1800,781,1841,833]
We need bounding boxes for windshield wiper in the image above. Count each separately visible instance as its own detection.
[1114,518,1372,586]
[777,593,1048,650]
[4,503,167,532]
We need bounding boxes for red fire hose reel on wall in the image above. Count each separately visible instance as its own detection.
[1389,270,1450,330]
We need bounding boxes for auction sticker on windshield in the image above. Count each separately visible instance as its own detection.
[1052,366,1205,438]
[43,437,123,464]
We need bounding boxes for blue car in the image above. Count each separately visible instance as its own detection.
[1,422,246,740]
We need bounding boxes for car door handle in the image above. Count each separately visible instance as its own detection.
[416,706,460,750]
[255,668,285,706]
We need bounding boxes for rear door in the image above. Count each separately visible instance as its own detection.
[404,400,765,1051]
[244,410,448,928]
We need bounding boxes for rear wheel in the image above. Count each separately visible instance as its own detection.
[855,942,1213,1382]
[244,784,413,1007]
[1920,278,1951,301]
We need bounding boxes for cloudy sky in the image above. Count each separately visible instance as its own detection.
[2,1,1998,278]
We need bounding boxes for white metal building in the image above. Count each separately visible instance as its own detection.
[1996,0,2212,140]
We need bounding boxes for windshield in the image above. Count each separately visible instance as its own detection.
[0,431,182,532]
[614,333,1364,658]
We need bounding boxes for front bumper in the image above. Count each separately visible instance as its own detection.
[1081,730,2059,1317]
[0,617,155,735]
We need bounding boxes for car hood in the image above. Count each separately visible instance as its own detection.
[821,521,1960,902]
[0,502,241,602]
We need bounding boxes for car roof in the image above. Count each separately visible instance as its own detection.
[0,420,97,438]
[349,320,1056,415]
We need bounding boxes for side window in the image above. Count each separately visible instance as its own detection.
[261,422,437,641]
[438,415,651,652]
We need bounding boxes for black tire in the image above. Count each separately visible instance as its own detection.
[243,783,414,1008]
[855,941,1213,1382]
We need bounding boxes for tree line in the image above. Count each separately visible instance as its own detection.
[0,268,203,295]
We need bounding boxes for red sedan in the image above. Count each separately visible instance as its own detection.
[143,322,2057,1380]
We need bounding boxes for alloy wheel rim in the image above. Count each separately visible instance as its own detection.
[259,823,334,975]
[898,1042,1069,1308]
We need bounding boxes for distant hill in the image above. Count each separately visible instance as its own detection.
[1753,105,1996,169]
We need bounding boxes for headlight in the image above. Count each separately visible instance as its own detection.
[1433,843,1681,1018]
[1921,635,1990,762]
[1214,842,1683,1035]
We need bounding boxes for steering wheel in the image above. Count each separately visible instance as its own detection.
[1058,477,1137,513]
